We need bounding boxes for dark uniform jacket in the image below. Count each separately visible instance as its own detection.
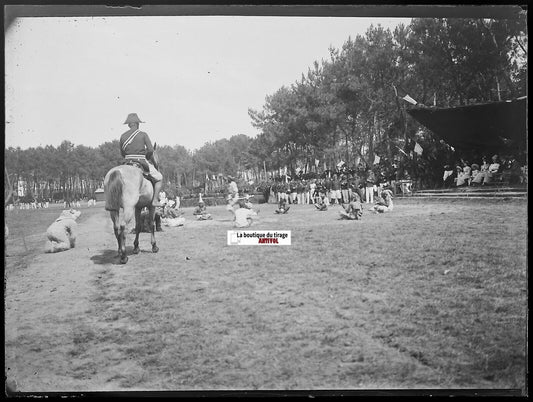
[120,128,154,160]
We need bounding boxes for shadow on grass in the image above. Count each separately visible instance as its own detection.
[90,247,134,265]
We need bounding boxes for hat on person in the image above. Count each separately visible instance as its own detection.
[124,113,144,124]
[471,163,480,170]
[492,154,499,160]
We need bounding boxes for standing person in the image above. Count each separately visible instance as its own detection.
[331,174,342,205]
[226,175,239,213]
[443,164,455,188]
[289,180,298,204]
[296,179,304,205]
[309,179,317,204]
[303,179,310,205]
[262,180,271,204]
[365,167,376,204]
[323,175,332,205]
[120,113,163,207]
[340,174,350,204]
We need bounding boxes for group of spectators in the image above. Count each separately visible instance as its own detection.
[443,153,525,188]
[5,196,99,211]
[266,173,389,208]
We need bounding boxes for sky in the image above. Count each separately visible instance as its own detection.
[5,15,412,152]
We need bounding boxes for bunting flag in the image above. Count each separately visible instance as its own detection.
[414,142,423,155]
[402,94,418,105]
[395,145,410,158]
[373,155,381,165]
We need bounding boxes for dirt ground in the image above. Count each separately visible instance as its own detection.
[4,199,528,394]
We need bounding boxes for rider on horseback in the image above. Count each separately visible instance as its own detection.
[120,113,163,207]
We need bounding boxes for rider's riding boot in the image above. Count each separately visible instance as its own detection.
[152,181,163,207]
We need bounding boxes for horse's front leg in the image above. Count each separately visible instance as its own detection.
[133,207,142,254]
[148,206,159,253]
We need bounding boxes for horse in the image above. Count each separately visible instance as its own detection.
[103,144,161,264]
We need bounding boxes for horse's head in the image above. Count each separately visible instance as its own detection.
[150,143,161,170]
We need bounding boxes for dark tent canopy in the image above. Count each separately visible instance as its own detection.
[407,97,527,153]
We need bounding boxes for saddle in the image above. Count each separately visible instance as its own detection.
[123,159,155,183]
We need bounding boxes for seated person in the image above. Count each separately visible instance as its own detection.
[237,194,255,210]
[163,199,183,218]
[233,207,257,228]
[275,198,290,214]
[339,192,363,220]
[193,200,212,220]
[371,189,394,213]
[471,155,497,185]
[470,163,480,180]
[485,154,502,183]
[462,161,472,185]
[501,155,522,185]
[455,165,467,186]
[314,193,328,211]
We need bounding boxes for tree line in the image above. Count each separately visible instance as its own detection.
[5,17,527,202]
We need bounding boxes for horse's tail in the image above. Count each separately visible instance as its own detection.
[105,170,123,211]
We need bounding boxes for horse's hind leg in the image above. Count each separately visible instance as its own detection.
[110,211,122,257]
[111,209,129,264]
[133,207,142,254]
[148,206,159,253]
[118,207,135,264]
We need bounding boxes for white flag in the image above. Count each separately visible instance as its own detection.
[414,142,423,155]
[374,155,381,165]
[315,159,320,167]
[336,161,345,169]
[395,145,409,158]
[402,95,418,105]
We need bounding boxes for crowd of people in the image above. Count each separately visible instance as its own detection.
[265,173,391,209]
[443,153,525,188]
[5,196,98,211]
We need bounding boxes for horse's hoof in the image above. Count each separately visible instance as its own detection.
[152,245,159,253]
[133,247,140,254]
[120,256,128,264]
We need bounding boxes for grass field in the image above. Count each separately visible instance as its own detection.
[4,197,528,394]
